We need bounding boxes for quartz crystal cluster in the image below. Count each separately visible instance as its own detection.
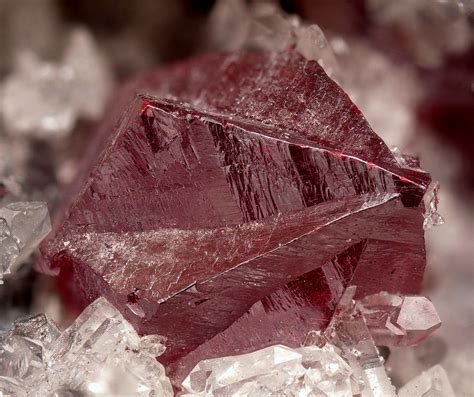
[0,297,173,396]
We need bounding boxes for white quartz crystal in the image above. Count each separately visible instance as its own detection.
[398,365,455,397]
[0,201,51,284]
[181,344,352,396]
[0,298,173,396]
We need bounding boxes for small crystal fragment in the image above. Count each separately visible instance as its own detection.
[0,201,51,284]
[398,365,455,397]
[423,182,445,230]
[181,344,352,396]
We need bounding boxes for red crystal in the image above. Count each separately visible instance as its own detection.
[40,50,430,368]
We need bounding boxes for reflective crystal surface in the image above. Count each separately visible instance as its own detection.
[359,292,441,347]
[0,297,173,396]
[181,344,352,396]
[398,365,455,397]
[40,50,430,368]
[0,201,50,283]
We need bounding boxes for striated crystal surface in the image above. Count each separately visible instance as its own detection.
[0,297,173,396]
[180,344,352,396]
[0,201,51,284]
[40,50,430,367]
[398,365,455,397]
[359,292,441,347]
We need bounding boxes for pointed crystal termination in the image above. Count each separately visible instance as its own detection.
[0,298,173,396]
[180,344,352,396]
[398,365,455,397]
[358,292,441,346]
[0,201,51,284]
[40,50,431,364]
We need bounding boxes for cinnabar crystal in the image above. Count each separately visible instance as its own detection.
[40,50,430,369]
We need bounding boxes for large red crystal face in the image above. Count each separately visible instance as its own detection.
[40,51,430,369]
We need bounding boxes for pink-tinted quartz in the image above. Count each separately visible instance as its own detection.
[40,51,430,366]
[359,292,441,346]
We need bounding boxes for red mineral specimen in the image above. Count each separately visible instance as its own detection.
[40,50,430,367]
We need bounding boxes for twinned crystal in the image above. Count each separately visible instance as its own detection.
[0,297,173,396]
[40,50,431,374]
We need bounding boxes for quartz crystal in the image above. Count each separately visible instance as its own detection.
[40,50,430,369]
[0,201,51,284]
[323,287,397,397]
[0,297,173,396]
[398,365,455,397]
[180,344,352,396]
[358,292,441,347]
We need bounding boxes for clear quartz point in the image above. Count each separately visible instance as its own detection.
[180,344,353,396]
[0,298,173,396]
[398,365,455,397]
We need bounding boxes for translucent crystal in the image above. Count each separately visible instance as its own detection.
[398,365,455,397]
[181,344,352,396]
[0,201,51,283]
[0,298,173,396]
[359,292,441,347]
[1,28,111,138]
[324,287,397,397]
[423,182,445,230]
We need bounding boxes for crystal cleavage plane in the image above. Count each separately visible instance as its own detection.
[39,50,431,382]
